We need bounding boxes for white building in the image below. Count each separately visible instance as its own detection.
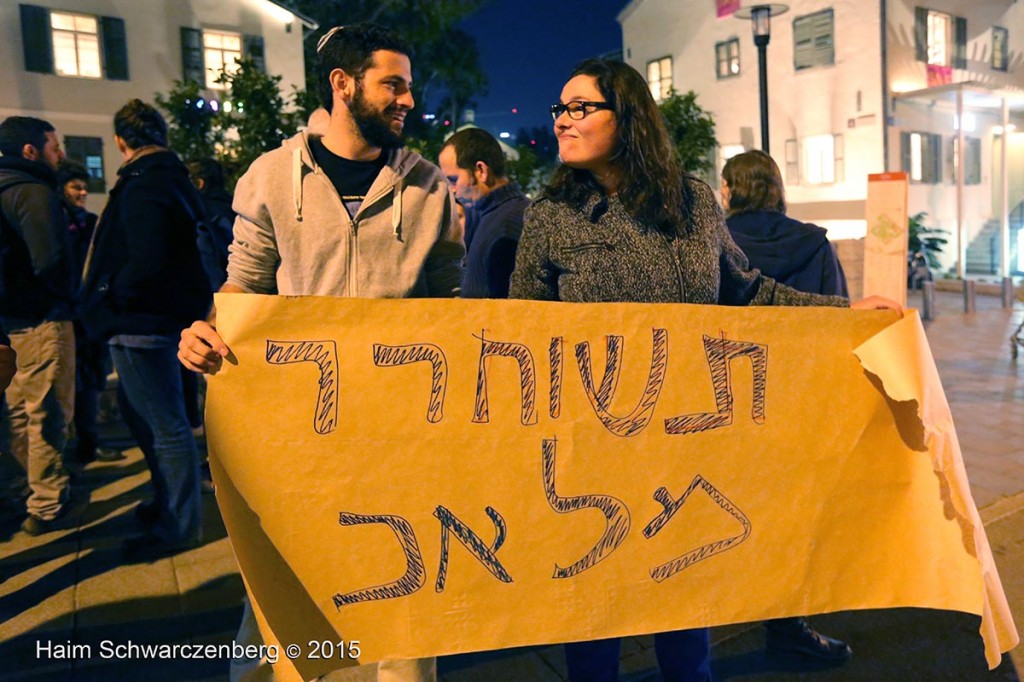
[0,0,316,212]
[618,0,1024,276]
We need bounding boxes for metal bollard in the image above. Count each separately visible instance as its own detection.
[1003,276,1016,309]
[922,281,936,320]
[963,279,976,313]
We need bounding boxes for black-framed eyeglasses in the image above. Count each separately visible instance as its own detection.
[550,101,613,121]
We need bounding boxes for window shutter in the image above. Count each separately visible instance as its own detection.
[101,16,129,80]
[928,134,942,183]
[243,35,266,72]
[181,27,204,83]
[953,17,967,69]
[20,4,53,74]
[914,7,928,62]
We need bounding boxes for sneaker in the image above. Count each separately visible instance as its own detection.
[20,491,89,536]
[122,532,201,563]
[95,447,126,462]
[764,617,852,663]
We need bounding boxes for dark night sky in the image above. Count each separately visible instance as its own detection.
[455,0,630,137]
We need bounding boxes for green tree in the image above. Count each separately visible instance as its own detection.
[215,59,299,186]
[287,85,321,129]
[153,79,222,161]
[504,143,542,195]
[658,89,717,179]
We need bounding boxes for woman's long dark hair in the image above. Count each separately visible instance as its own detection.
[544,58,690,235]
[721,149,787,216]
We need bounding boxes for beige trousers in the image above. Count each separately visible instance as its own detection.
[2,320,75,520]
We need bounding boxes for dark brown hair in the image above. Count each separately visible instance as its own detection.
[721,150,786,216]
[443,128,507,177]
[114,99,168,149]
[0,116,54,157]
[543,58,691,235]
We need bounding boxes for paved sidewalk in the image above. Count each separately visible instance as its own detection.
[1,290,1021,681]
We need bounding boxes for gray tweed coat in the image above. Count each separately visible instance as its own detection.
[509,177,848,308]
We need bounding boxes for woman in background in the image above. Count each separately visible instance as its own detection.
[510,58,894,681]
[722,150,848,299]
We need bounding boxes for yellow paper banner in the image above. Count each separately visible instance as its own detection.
[207,294,1017,680]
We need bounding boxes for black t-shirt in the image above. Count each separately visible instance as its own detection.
[309,137,387,218]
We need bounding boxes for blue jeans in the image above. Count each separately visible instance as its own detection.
[110,342,201,543]
[565,628,711,682]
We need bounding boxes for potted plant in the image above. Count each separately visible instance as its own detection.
[907,211,948,288]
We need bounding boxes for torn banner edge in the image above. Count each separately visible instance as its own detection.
[853,310,1019,669]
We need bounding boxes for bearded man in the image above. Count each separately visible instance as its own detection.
[178,22,463,682]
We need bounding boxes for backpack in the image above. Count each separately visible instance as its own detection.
[195,210,234,291]
[172,187,234,292]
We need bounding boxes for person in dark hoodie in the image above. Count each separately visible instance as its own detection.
[56,162,109,464]
[0,116,78,535]
[721,149,852,664]
[722,150,848,299]
[80,100,212,561]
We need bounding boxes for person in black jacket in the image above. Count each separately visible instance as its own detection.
[0,116,78,535]
[80,100,212,561]
[721,149,852,663]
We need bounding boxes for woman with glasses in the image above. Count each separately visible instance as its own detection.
[509,58,896,682]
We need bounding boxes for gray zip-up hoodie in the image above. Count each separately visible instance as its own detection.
[227,131,464,298]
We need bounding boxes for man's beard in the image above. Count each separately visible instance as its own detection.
[351,87,404,149]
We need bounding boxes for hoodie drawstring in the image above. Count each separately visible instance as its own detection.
[292,147,303,221]
[392,176,403,241]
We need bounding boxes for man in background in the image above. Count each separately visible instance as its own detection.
[439,128,527,298]
[0,116,77,535]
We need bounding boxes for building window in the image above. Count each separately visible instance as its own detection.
[50,11,101,78]
[901,131,942,184]
[927,10,951,65]
[803,134,837,185]
[646,56,673,101]
[993,26,1009,72]
[19,6,129,80]
[720,144,745,162]
[793,9,835,71]
[915,8,967,69]
[715,39,740,79]
[64,136,106,193]
[784,139,800,185]
[203,29,242,89]
[717,144,745,182]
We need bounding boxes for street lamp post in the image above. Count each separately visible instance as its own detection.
[735,4,789,154]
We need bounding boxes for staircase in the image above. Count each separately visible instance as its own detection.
[964,219,1000,275]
